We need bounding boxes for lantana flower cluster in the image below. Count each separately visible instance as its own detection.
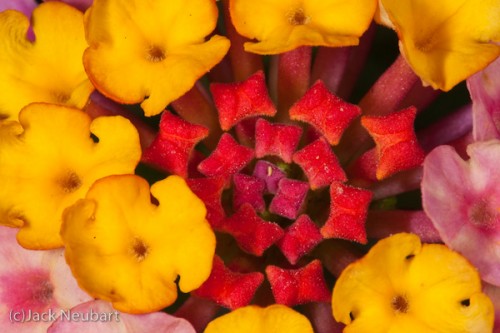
[0,0,499,332]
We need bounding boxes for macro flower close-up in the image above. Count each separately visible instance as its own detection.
[332,233,494,332]
[1,0,500,332]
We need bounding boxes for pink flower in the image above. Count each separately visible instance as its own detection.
[467,56,500,141]
[0,0,36,16]
[422,140,500,286]
[47,300,196,333]
[0,227,91,333]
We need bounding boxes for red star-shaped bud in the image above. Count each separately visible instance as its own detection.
[193,256,264,310]
[277,215,323,265]
[198,133,254,184]
[254,118,303,163]
[293,137,347,189]
[289,80,361,145]
[266,260,330,307]
[186,177,226,230]
[321,182,372,244]
[252,160,286,194]
[233,173,266,213]
[142,111,208,178]
[211,71,277,131]
[221,203,284,256]
[269,178,309,220]
[361,106,425,180]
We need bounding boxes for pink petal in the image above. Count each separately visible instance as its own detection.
[47,300,196,333]
[252,160,286,194]
[0,0,36,16]
[254,118,302,163]
[44,0,93,12]
[422,141,500,286]
[0,227,91,333]
[467,57,500,141]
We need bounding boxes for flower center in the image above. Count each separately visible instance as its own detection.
[391,295,409,313]
[468,199,499,229]
[147,45,166,62]
[288,8,309,26]
[52,91,71,104]
[0,269,54,311]
[58,171,82,193]
[33,280,54,304]
[132,238,149,262]
[413,35,436,53]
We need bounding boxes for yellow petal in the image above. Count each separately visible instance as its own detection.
[61,175,216,314]
[0,103,141,249]
[408,244,494,333]
[0,2,93,120]
[332,233,494,333]
[381,0,500,91]
[230,0,377,54]
[332,233,421,332]
[83,0,230,116]
[204,304,314,333]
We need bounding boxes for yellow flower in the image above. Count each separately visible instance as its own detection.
[332,233,494,333]
[0,2,94,121]
[0,103,141,249]
[229,0,377,55]
[83,0,230,117]
[204,304,314,333]
[380,0,500,91]
[60,175,216,314]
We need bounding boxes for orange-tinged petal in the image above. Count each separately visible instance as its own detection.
[332,233,494,333]
[230,0,377,54]
[381,0,500,91]
[0,103,141,249]
[204,304,314,333]
[0,2,93,120]
[61,175,216,314]
[83,0,230,116]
